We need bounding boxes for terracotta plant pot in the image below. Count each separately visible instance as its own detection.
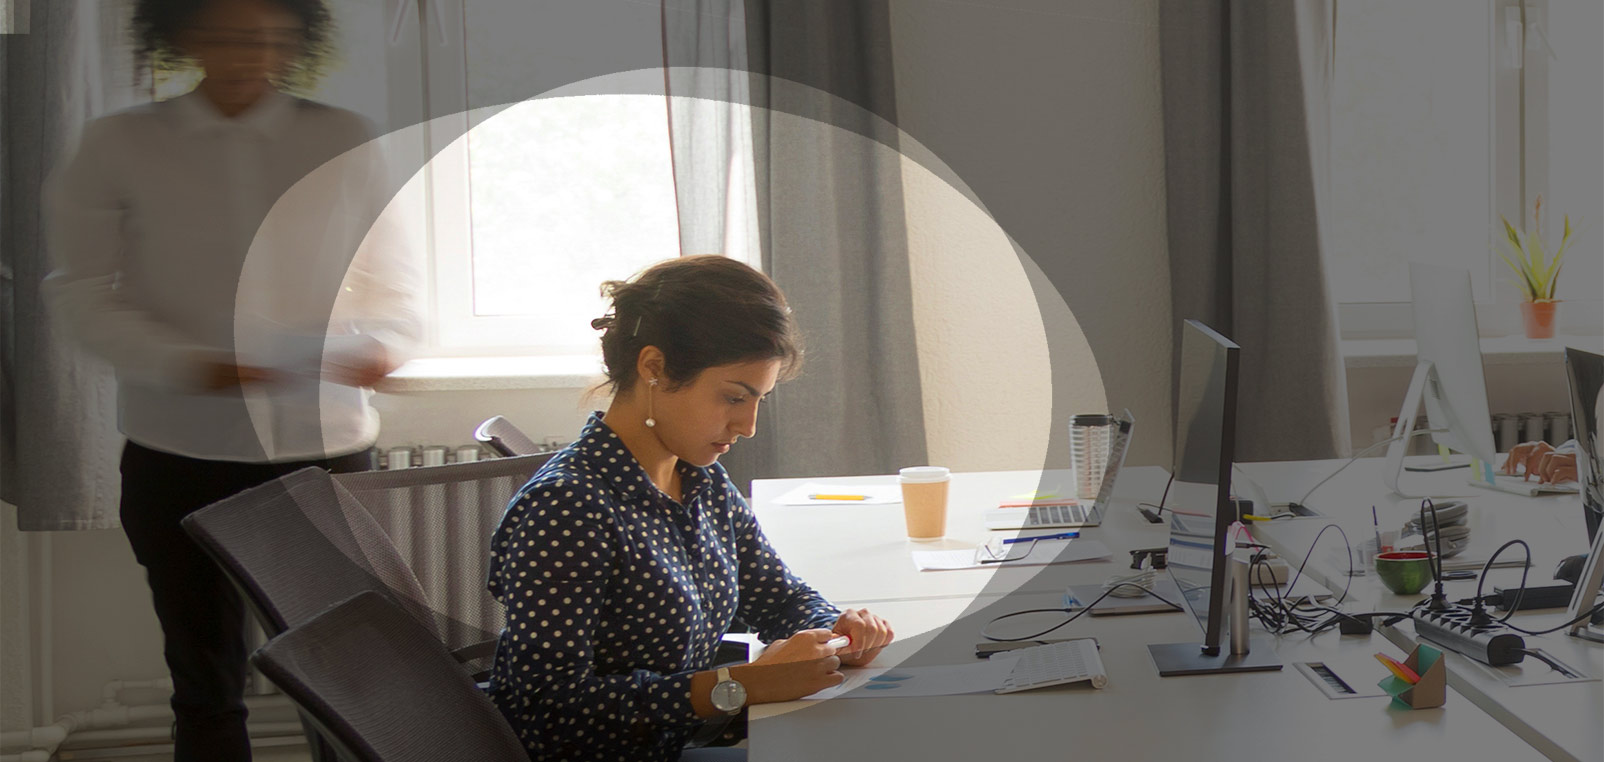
[1519,300,1560,339]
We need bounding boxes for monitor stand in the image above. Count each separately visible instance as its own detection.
[1566,524,1604,645]
[1148,638,1284,677]
[1150,555,1283,676]
[1384,360,1489,498]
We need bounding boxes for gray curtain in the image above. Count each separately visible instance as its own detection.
[663,0,928,489]
[1160,0,1351,462]
[2,0,123,529]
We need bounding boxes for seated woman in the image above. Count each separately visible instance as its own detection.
[487,255,894,761]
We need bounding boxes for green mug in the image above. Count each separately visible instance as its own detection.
[1375,551,1435,595]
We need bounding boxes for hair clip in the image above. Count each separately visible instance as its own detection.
[632,315,643,337]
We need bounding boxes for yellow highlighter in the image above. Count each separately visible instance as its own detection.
[809,494,868,501]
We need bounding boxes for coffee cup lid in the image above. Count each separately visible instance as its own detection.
[898,466,950,483]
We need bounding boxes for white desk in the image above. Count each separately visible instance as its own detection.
[1243,459,1604,762]
[748,463,1560,761]
[750,468,1174,604]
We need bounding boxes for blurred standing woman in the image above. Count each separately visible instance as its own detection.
[44,1,417,759]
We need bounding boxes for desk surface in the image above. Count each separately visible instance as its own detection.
[751,467,1175,604]
[1243,460,1604,762]
[747,460,1588,761]
[748,593,1545,762]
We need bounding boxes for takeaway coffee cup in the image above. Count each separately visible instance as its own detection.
[899,466,951,540]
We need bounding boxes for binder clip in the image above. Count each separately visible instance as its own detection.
[1378,643,1446,710]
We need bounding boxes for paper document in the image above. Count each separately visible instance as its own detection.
[772,482,903,506]
[912,539,1112,571]
[801,658,1019,700]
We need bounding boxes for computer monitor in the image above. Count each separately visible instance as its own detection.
[1384,263,1499,496]
[1148,320,1282,676]
[1563,347,1604,642]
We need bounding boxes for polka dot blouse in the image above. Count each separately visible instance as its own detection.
[487,412,841,761]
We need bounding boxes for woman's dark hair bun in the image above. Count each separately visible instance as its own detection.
[592,255,802,396]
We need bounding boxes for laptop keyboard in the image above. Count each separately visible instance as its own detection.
[1024,503,1088,527]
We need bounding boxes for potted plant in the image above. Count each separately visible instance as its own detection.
[1498,195,1572,339]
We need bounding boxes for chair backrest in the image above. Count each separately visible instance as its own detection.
[253,591,528,762]
[333,453,550,653]
[473,415,544,457]
[181,467,439,638]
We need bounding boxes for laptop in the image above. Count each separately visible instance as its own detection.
[985,410,1133,530]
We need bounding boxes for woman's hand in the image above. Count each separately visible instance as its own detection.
[831,608,894,667]
[731,629,844,704]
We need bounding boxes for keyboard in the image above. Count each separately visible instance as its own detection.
[1024,503,1090,527]
[1471,473,1578,497]
[995,639,1108,693]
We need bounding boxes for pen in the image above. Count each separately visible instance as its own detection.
[824,635,851,650]
[809,494,868,501]
[1372,506,1382,552]
[1002,531,1079,545]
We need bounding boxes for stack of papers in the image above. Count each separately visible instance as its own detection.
[801,658,1019,700]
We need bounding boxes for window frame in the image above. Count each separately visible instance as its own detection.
[409,0,762,358]
[1332,0,1598,340]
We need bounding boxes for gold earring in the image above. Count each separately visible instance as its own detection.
[644,378,658,428]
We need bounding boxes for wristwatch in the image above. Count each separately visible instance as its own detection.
[709,667,747,715]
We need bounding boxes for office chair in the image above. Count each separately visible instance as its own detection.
[181,467,451,761]
[473,414,544,457]
[333,452,552,663]
[252,591,528,762]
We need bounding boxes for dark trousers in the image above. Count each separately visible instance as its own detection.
[119,441,374,762]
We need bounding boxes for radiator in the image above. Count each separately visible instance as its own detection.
[342,444,555,656]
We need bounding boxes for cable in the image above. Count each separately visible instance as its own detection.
[1137,473,1174,522]
[1512,648,1579,677]
[1104,569,1157,598]
[1472,539,1531,624]
[980,583,1181,642]
[1296,428,1446,509]
[1501,600,1604,637]
[1240,525,1353,636]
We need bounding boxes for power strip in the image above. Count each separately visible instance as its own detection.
[1411,606,1526,667]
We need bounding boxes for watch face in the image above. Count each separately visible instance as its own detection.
[711,679,747,713]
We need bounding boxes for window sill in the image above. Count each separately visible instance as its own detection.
[378,355,604,392]
[1342,335,1602,369]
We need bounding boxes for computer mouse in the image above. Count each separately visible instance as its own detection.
[1555,554,1586,584]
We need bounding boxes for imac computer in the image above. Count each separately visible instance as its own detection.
[1385,263,1577,497]
[1148,320,1282,676]
[1563,348,1604,642]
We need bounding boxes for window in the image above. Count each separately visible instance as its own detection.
[98,0,759,358]
[1330,0,1601,338]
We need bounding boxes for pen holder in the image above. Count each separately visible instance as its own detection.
[1379,644,1446,710]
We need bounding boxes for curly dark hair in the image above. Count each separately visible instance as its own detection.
[591,256,805,397]
[131,0,336,90]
